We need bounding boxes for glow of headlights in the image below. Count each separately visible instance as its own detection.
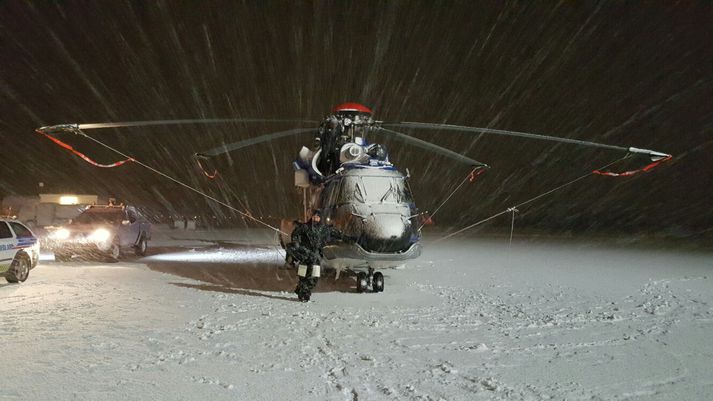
[59,196,79,205]
[49,228,70,240]
[88,228,111,242]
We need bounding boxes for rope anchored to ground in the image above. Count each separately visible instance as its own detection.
[433,152,672,243]
[35,125,286,236]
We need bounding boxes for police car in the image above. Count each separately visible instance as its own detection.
[0,219,40,283]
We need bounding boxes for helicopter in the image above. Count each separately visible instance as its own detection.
[191,103,490,292]
[36,102,671,293]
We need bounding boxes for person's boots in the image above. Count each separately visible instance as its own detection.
[300,290,311,302]
[295,278,311,302]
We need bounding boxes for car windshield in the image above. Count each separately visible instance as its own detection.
[73,209,124,224]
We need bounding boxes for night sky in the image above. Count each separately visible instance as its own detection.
[0,2,711,238]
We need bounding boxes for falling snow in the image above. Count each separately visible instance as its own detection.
[0,3,711,401]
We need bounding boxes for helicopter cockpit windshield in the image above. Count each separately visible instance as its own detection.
[336,175,412,205]
[363,176,397,203]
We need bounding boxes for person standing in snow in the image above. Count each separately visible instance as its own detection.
[288,210,351,302]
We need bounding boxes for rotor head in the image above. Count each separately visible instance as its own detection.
[328,103,375,128]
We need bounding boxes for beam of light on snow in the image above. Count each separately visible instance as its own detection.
[143,248,283,264]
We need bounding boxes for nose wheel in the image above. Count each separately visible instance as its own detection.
[356,268,385,293]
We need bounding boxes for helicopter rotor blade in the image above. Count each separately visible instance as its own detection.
[197,127,315,157]
[76,118,318,130]
[375,127,488,168]
[382,122,671,160]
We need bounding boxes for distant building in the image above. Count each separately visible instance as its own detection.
[2,193,100,228]
[38,194,99,205]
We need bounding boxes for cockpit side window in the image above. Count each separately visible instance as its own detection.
[397,178,414,203]
[338,176,365,204]
[321,180,341,207]
[354,180,365,203]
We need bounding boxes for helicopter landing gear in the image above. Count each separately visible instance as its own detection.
[355,267,384,293]
[373,271,384,293]
[356,272,368,293]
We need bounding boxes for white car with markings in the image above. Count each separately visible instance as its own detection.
[0,219,40,283]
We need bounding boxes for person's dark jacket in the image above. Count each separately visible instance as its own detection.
[288,220,348,265]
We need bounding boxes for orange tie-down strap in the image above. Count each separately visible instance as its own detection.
[194,155,218,179]
[468,166,488,183]
[36,129,134,168]
[593,155,672,177]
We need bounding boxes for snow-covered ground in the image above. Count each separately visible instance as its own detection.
[1,229,711,401]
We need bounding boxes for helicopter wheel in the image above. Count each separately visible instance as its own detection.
[356,272,368,293]
[372,272,384,293]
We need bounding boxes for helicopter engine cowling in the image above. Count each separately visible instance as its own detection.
[339,143,368,164]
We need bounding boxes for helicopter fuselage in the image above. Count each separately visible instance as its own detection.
[317,164,422,270]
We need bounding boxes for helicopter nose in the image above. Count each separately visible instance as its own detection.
[359,214,413,253]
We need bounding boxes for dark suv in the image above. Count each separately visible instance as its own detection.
[46,205,151,262]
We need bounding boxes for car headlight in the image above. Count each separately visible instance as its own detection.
[49,228,70,240]
[88,228,111,242]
